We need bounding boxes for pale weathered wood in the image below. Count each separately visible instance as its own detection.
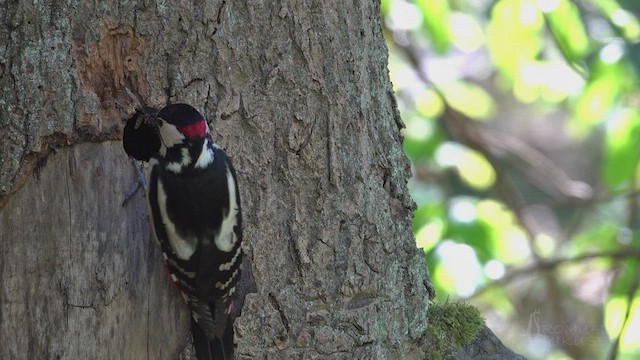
[0,142,190,359]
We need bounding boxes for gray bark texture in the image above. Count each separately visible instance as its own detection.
[0,1,522,359]
[450,326,526,360]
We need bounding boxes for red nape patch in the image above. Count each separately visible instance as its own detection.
[178,120,207,139]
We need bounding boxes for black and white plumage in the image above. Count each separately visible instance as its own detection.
[123,103,243,360]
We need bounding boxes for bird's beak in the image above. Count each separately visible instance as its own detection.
[141,107,160,131]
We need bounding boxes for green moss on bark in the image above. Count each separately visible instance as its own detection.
[425,301,485,360]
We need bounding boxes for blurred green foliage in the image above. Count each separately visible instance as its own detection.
[382,0,640,359]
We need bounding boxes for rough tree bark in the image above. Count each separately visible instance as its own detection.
[0,1,521,359]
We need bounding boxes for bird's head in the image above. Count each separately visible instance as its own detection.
[122,103,210,163]
[149,103,210,159]
[156,103,209,142]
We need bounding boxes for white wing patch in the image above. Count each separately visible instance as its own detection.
[157,179,197,260]
[214,167,239,253]
[166,148,191,174]
[166,257,196,278]
[219,245,242,271]
[215,268,239,290]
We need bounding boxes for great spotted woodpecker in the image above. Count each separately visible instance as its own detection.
[123,103,243,360]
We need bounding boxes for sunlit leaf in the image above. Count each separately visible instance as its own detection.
[513,61,585,103]
[436,241,483,297]
[413,196,446,231]
[416,88,444,118]
[601,109,640,189]
[487,0,544,81]
[403,114,434,142]
[574,78,617,132]
[570,222,619,254]
[605,296,626,340]
[380,0,393,17]
[605,295,640,351]
[416,0,451,54]
[593,0,640,42]
[441,81,496,121]
[444,197,496,263]
[533,233,558,257]
[543,0,590,63]
[416,217,445,251]
[457,151,496,190]
[571,60,624,137]
[432,261,456,295]
[435,142,496,190]
[402,117,444,162]
[476,200,530,265]
[609,258,639,296]
[621,299,640,350]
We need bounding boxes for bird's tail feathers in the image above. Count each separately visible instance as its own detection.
[191,317,234,360]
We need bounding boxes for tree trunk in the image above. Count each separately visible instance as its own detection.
[0,142,190,359]
[0,1,517,359]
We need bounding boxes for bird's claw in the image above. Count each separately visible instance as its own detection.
[122,159,147,207]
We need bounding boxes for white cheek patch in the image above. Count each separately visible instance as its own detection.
[214,167,239,253]
[158,121,186,157]
[157,179,197,260]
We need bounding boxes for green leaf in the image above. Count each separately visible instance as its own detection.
[402,118,444,162]
[593,0,640,42]
[416,217,446,252]
[441,81,496,121]
[434,142,496,190]
[433,240,483,296]
[380,0,394,17]
[416,0,451,54]
[413,198,446,232]
[571,60,624,137]
[443,197,494,263]
[609,258,639,296]
[512,60,585,103]
[544,0,590,63]
[487,0,544,82]
[476,199,529,265]
[601,109,640,190]
[605,295,640,351]
[570,222,619,254]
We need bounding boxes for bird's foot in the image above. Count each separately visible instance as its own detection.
[122,159,147,207]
